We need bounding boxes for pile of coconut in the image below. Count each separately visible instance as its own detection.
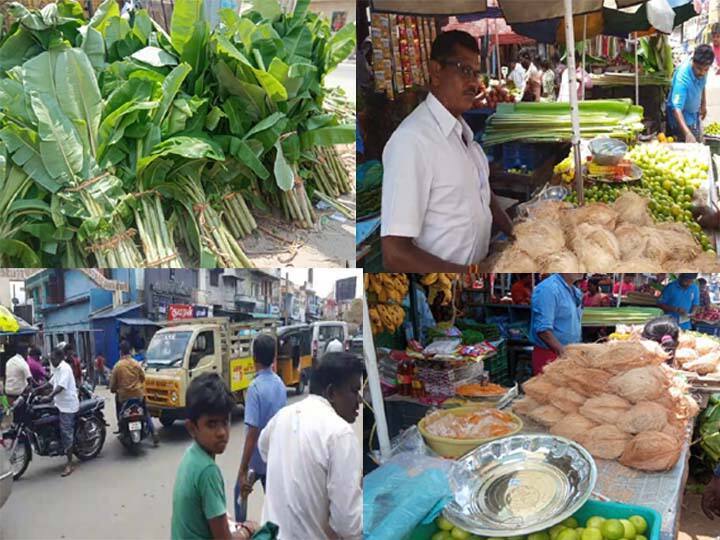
[513,340,699,471]
[480,192,720,272]
[674,332,720,377]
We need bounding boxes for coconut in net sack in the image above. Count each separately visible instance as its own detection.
[538,251,585,272]
[527,404,565,426]
[617,401,669,434]
[612,191,653,226]
[619,431,683,471]
[583,425,631,460]
[514,220,566,260]
[608,365,671,403]
[563,203,618,231]
[682,351,720,374]
[579,393,632,424]
[522,375,555,403]
[564,366,612,397]
[512,396,540,416]
[571,223,621,269]
[580,340,668,373]
[549,413,597,444]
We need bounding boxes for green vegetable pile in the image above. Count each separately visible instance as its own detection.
[699,393,720,468]
[564,143,713,250]
[357,160,382,218]
[0,0,355,267]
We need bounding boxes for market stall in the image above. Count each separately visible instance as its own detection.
[363,272,719,540]
[357,0,718,271]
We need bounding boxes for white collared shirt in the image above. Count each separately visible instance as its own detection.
[5,354,31,396]
[381,92,493,265]
[259,395,361,540]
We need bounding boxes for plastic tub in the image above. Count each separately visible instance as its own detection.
[417,407,523,459]
[573,499,662,540]
[410,499,661,540]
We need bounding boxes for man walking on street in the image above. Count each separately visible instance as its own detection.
[255,352,363,540]
[95,353,108,387]
[110,340,159,446]
[235,333,287,521]
[4,345,33,405]
[40,348,79,477]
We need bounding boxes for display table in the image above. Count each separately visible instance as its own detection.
[520,419,691,540]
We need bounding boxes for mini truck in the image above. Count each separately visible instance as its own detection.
[143,317,278,427]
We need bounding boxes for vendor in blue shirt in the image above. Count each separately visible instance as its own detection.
[658,273,700,330]
[666,45,714,143]
[530,273,584,375]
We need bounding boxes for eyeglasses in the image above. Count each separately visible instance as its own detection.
[440,60,483,81]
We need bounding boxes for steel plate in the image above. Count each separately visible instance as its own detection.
[443,434,596,537]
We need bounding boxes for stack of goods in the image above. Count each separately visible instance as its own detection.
[472,81,516,110]
[565,143,711,249]
[699,394,720,470]
[480,191,719,271]
[674,332,720,376]
[370,13,437,100]
[705,122,720,136]
[420,273,458,305]
[692,307,720,325]
[0,0,355,268]
[365,273,409,335]
[482,100,644,146]
[583,307,663,326]
[513,340,699,471]
[357,161,382,217]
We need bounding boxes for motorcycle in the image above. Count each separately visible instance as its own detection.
[1,387,107,480]
[117,398,149,451]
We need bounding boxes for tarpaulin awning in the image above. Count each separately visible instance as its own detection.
[0,309,38,337]
[0,306,19,333]
[444,16,536,45]
[117,318,161,327]
[90,302,144,320]
[370,0,487,15]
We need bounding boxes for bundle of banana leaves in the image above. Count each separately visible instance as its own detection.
[0,0,355,267]
[699,393,720,468]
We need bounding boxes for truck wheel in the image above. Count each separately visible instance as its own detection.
[159,415,175,428]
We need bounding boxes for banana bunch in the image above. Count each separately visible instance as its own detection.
[369,303,406,335]
[421,273,457,305]
[365,273,409,303]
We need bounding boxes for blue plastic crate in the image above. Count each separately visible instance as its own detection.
[410,499,661,540]
[502,142,547,172]
[693,322,720,336]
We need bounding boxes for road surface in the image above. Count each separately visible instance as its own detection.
[0,386,362,539]
[325,59,356,104]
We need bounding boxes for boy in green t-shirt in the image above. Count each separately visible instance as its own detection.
[171,373,257,540]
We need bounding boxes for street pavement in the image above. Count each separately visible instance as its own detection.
[325,59,356,104]
[0,385,363,539]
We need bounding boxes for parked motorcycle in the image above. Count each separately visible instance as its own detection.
[117,398,149,451]
[1,388,107,480]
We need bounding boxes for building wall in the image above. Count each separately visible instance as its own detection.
[310,0,355,27]
[144,269,198,320]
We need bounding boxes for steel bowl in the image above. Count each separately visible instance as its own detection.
[589,137,628,166]
[443,434,597,537]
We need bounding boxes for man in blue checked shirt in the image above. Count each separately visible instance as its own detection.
[530,274,584,375]
[234,333,287,520]
[657,274,700,331]
[702,462,720,519]
[667,44,714,143]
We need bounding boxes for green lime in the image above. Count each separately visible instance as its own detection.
[550,525,567,540]
[601,519,625,540]
[620,519,636,540]
[628,516,647,535]
[432,532,452,540]
[451,527,471,540]
[635,536,647,540]
[437,517,454,531]
[528,533,551,540]
[562,518,579,529]
[556,529,579,540]
[580,529,602,540]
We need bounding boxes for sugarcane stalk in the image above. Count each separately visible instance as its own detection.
[313,190,354,219]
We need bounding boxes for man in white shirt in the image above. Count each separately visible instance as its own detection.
[256,352,362,540]
[509,60,526,92]
[381,30,513,271]
[39,347,80,477]
[4,346,33,403]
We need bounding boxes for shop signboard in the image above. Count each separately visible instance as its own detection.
[168,304,193,321]
[193,305,209,318]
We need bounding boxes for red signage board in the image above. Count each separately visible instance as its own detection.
[168,304,194,321]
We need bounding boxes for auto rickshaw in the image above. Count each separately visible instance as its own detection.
[276,325,313,395]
